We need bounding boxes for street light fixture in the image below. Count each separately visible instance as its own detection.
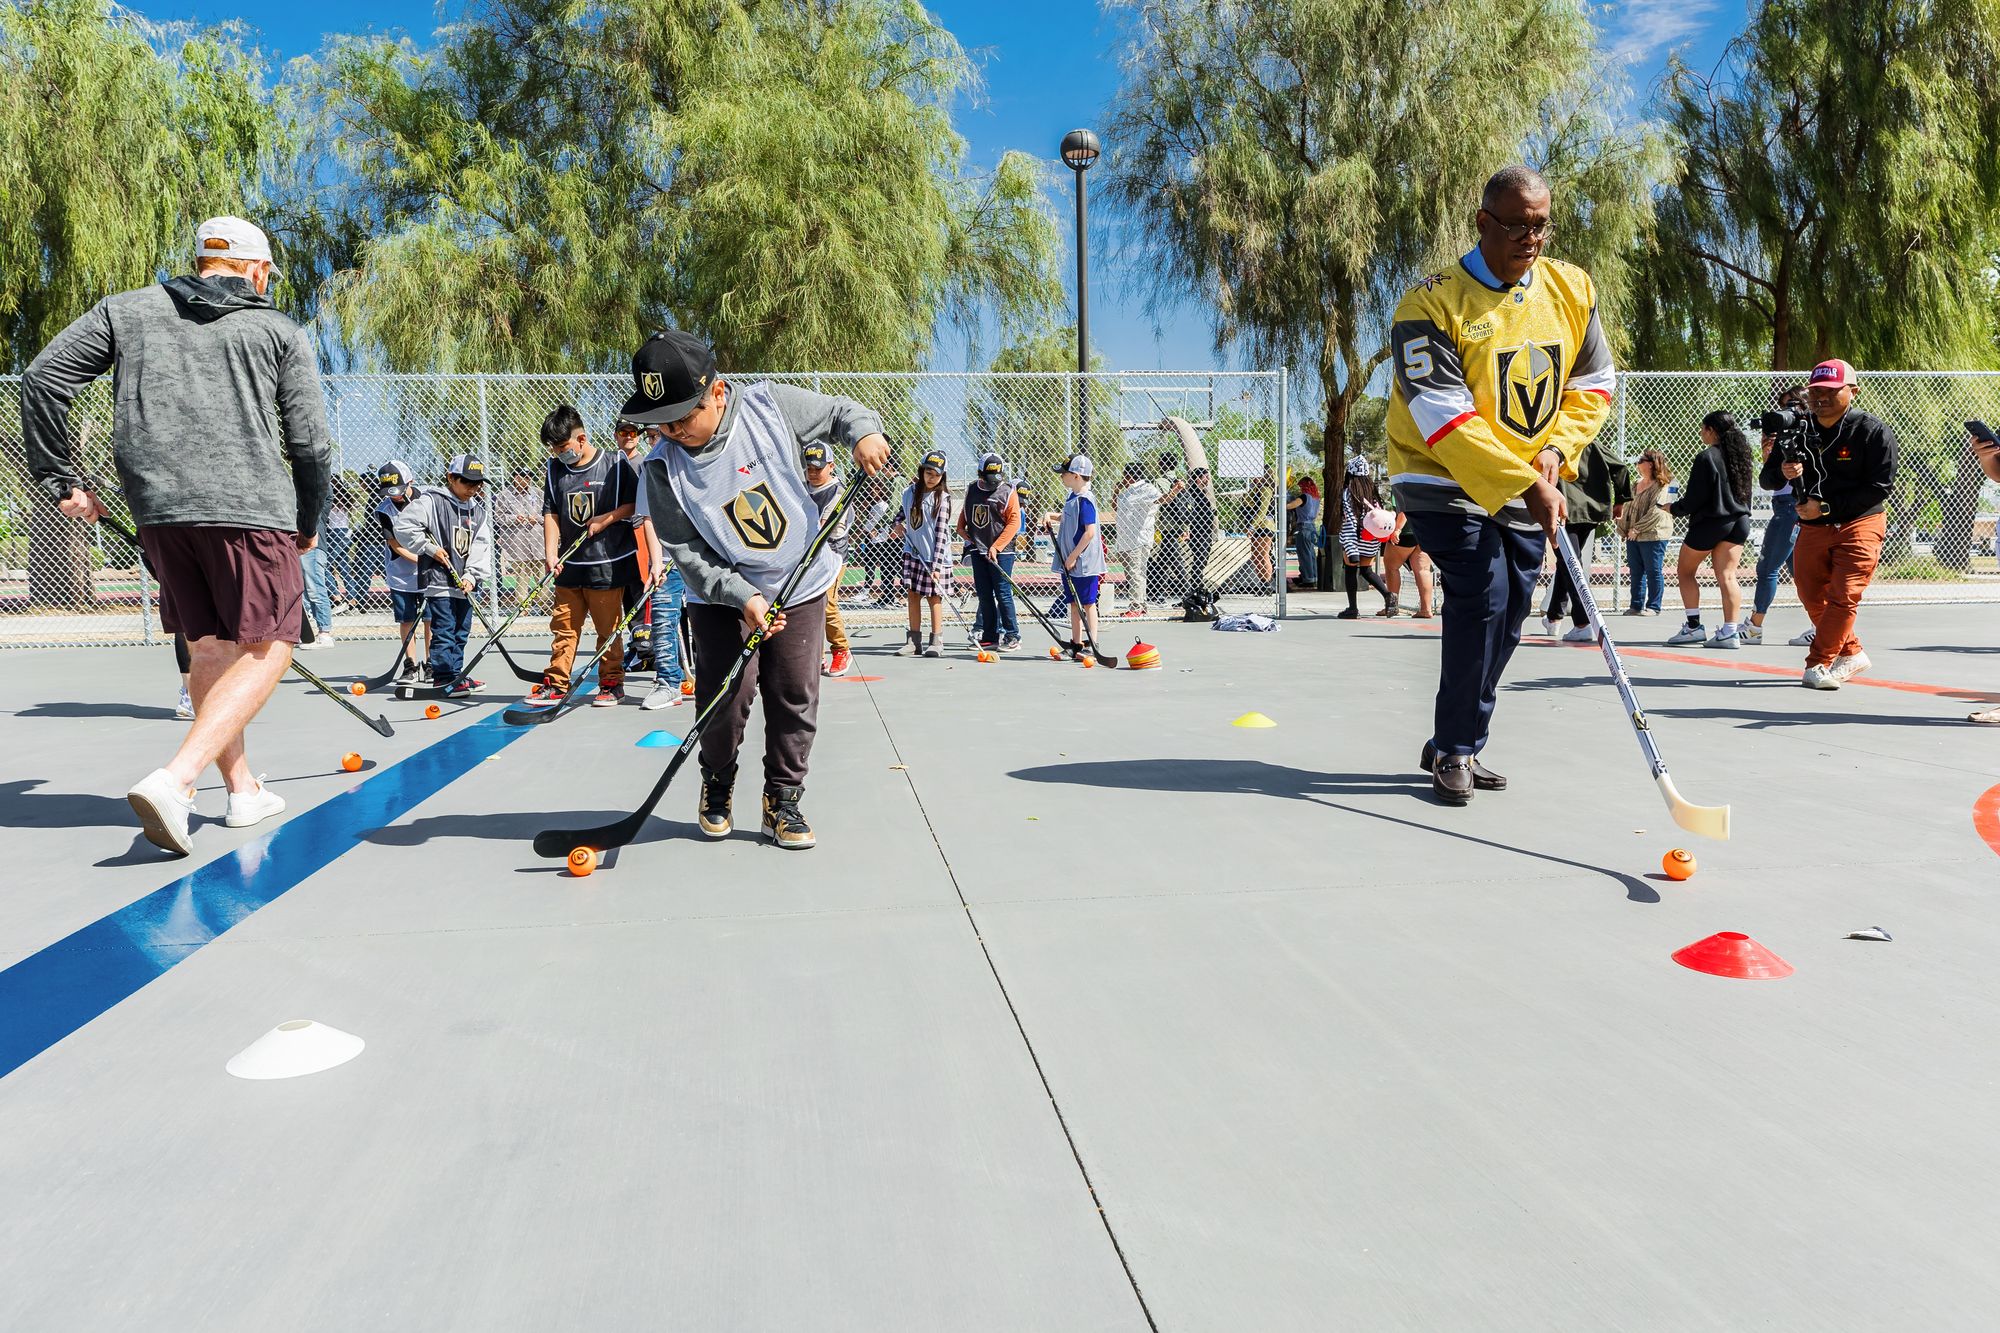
[1061,129,1101,454]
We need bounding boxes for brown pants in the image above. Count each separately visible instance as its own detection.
[824,564,849,653]
[689,595,825,792]
[1793,513,1884,667]
[548,585,626,690]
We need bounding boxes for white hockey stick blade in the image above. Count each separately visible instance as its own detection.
[1658,773,1730,841]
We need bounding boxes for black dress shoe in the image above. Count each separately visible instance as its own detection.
[1431,754,1474,806]
[1420,741,1508,791]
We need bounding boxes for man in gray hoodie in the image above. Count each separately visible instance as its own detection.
[22,216,331,857]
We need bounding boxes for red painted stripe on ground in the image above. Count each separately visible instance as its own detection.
[1974,784,2000,859]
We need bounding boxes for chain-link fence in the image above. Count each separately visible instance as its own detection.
[1,371,1290,648]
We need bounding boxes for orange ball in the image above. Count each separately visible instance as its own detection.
[1048,645,1062,660]
[681,679,695,696]
[1662,849,1697,881]
[1081,656,1096,669]
[348,681,367,696]
[566,846,598,877]
[424,704,442,720]
[341,752,363,772]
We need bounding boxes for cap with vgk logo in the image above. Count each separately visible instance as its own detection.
[920,450,948,474]
[376,459,414,498]
[445,453,488,484]
[978,451,1005,481]
[801,441,831,468]
[623,329,718,425]
[1055,453,1094,479]
[1809,359,1857,388]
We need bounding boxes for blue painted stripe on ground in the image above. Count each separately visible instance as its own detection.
[0,709,530,1080]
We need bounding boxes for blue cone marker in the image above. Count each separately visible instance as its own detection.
[635,730,682,748]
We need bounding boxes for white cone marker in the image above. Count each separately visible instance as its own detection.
[226,1019,365,1080]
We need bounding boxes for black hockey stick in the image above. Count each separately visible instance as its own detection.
[355,621,422,693]
[393,528,596,699]
[500,568,665,725]
[983,551,1116,665]
[531,474,863,857]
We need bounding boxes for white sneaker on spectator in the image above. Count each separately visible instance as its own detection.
[1788,625,1816,647]
[1829,650,1871,683]
[225,779,286,829]
[175,685,195,720]
[1969,706,2000,724]
[126,768,196,856]
[1706,626,1742,649]
[1801,664,1840,690]
[641,681,684,710]
[1737,622,1764,645]
[1560,624,1597,643]
[1539,615,1559,637]
[1666,622,1706,646]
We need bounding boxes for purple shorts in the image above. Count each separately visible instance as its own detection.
[140,524,303,644]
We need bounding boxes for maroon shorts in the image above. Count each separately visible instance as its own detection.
[139,524,303,644]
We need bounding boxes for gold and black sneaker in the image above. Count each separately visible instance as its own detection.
[698,764,735,838]
[760,785,815,850]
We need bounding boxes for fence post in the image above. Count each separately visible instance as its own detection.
[1275,368,1288,618]
[478,374,499,623]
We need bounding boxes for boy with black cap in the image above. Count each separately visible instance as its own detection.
[391,453,495,698]
[621,330,888,849]
[373,459,430,682]
[803,441,857,676]
[957,451,1022,650]
[1054,453,1106,660]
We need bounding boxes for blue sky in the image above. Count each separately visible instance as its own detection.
[151,0,1740,373]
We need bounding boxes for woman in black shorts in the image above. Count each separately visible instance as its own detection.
[1663,410,1755,648]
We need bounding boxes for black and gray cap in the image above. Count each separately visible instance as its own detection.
[622,329,719,425]
[445,452,488,483]
[376,459,414,497]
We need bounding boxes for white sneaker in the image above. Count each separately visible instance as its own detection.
[1539,615,1559,637]
[1737,623,1764,645]
[1969,706,2000,724]
[1706,626,1742,649]
[1666,623,1707,646]
[1829,650,1871,683]
[296,634,329,652]
[126,768,196,856]
[1560,624,1598,643]
[641,682,684,711]
[1789,626,1817,647]
[225,779,286,829]
[175,685,195,720]
[1801,664,1840,690]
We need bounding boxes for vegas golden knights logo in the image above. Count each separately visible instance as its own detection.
[725,482,788,552]
[971,502,991,529]
[641,372,665,401]
[452,525,472,557]
[1495,342,1564,440]
[567,490,595,526]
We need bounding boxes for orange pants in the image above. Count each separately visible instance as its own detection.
[548,585,626,690]
[824,564,849,653]
[1792,513,1884,667]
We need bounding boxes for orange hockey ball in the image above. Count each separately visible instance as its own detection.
[348,681,367,696]
[1662,849,1697,881]
[1048,645,1062,660]
[1081,656,1096,669]
[566,846,598,877]
[340,752,363,772]
[424,704,442,720]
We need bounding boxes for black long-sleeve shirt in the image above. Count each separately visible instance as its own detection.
[1783,409,1898,527]
[1664,445,1749,526]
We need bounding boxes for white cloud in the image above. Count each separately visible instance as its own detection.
[1607,0,1721,65]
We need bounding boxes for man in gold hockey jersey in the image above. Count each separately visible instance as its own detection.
[1387,166,1615,807]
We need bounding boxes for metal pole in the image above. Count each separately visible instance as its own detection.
[1073,166,1089,456]
[1275,369,1288,618]
[478,374,498,623]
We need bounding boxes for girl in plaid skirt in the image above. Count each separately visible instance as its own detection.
[892,449,954,657]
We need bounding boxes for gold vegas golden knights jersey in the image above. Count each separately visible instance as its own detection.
[1386,251,1615,523]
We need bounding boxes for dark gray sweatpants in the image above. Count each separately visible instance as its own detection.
[688,595,826,792]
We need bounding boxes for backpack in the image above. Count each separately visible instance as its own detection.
[1181,588,1219,622]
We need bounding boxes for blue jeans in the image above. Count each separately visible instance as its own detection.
[318,526,355,601]
[1626,539,1667,612]
[972,550,1019,643]
[1404,510,1543,757]
[301,547,333,632]
[426,596,473,680]
[650,568,686,686]
[1294,523,1321,585]
[1754,493,1800,616]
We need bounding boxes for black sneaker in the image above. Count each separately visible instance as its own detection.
[395,657,420,684]
[698,764,735,838]
[419,662,435,683]
[761,785,815,849]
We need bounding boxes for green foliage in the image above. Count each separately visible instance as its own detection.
[1635,0,2000,371]
[296,0,1062,372]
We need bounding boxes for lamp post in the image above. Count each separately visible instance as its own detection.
[1061,128,1100,455]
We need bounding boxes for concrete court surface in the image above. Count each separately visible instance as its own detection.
[3,599,1999,1332]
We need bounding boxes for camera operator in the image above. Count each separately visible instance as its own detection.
[1744,383,1810,646]
[1779,359,1897,689]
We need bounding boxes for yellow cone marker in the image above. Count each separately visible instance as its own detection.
[1232,711,1276,728]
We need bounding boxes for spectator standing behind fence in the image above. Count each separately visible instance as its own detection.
[297,490,337,649]
[1965,421,2000,723]
[1616,448,1672,615]
[22,215,331,856]
[959,452,1023,649]
[496,468,545,611]
[1336,458,1393,618]
[1661,411,1755,649]
[1783,360,1896,689]
[1112,462,1163,617]
[322,472,359,611]
[1243,467,1279,586]
[1541,437,1630,642]
[1287,476,1322,589]
[1744,384,1811,645]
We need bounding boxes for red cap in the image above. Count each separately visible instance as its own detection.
[1808,358,1856,388]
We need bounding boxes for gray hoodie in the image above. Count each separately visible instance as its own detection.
[21,274,332,535]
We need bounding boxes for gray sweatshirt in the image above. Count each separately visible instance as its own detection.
[20,275,332,535]
[391,486,495,601]
[642,382,883,608]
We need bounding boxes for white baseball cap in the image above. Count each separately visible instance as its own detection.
[194,216,281,274]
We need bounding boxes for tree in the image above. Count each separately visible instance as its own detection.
[1102,0,1662,504]
[969,325,1121,480]
[0,0,277,608]
[1634,0,2000,372]
[297,0,1062,372]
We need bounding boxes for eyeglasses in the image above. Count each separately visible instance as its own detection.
[1480,211,1554,243]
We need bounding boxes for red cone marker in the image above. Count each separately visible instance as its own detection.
[1672,931,1793,980]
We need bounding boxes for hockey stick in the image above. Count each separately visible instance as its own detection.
[355,621,421,693]
[984,552,1116,665]
[500,569,664,725]
[531,474,863,857]
[393,527,596,699]
[1555,527,1730,840]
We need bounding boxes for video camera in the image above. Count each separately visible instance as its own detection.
[1759,406,1809,464]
